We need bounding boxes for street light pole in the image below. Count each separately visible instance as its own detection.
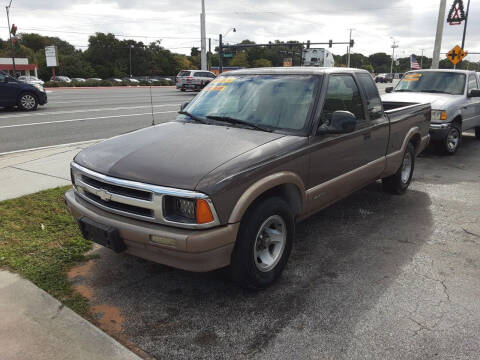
[218,28,236,74]
[390,38,399,75]
[200,0,207,70]
[461,0,471,51]
[5,0,16,75]
[432,0,446,69]
[347,28,353,68]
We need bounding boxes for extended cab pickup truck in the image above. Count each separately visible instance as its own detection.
[383,69,480,154]
[65,68,430,288]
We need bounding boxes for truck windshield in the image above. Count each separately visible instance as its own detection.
[394,72,466,95]
[180,75,317,132]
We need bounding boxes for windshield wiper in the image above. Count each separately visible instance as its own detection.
[178,111,208,124]
[394,89,414,92]
[420,89,451,94]
[206,115,272,132]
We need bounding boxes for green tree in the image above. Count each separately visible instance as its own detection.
[252,58,272,67]
[230,52,249,67]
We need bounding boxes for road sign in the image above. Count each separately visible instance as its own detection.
[223,53,233,58]
[446,45,467,65]
[45,45,59,67]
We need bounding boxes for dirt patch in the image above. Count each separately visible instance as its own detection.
[91,304,124,334]
[68,260,94,279]
[73,284,94,300]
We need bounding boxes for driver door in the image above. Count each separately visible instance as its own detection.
[305,74,384,213]
[0,73,19,106]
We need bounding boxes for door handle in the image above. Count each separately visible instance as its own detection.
[363,132,371,140]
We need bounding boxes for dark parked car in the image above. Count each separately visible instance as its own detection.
[66,67,430,288]
[375,73,394,83]
[0,71,47,111]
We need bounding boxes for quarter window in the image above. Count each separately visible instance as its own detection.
[467,74,478,92]
[321,75,365,125]
[357,73,383,120]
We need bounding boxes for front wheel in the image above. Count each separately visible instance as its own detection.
[441,124,461,155]
[382,143,415,194]
[228,197,294,289]
[18,93,38,111]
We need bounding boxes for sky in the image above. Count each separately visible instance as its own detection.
[4,0,480,62]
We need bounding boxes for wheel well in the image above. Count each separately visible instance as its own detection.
[247,184,303,218]
[17,91,38,103]
[452,116,462,128]
[409,133,422,153]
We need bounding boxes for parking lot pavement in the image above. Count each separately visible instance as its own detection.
[0,87,195,154]
[68,133,480,359]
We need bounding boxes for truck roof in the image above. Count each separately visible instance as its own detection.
[222,67,371,76]
[405,69,477,74]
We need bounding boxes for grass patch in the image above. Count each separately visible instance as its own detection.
[0,186,92,315]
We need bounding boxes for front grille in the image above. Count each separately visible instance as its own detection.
[81,175,152,201]
[70,162,220,229]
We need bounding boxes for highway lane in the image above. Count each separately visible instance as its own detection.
[0,87,196,153]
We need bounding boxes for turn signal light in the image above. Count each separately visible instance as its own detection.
[196,199,214,224]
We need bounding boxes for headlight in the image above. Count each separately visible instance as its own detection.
[431,110,447,121]
[163,196,215,224]
[33,84,45,92]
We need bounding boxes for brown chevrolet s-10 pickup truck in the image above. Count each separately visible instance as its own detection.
[65,67,431,288]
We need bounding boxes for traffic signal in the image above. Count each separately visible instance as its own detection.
[350,39,355,48]
[307,40,310,49]
[329,40,333,48]
[10,24,17,36]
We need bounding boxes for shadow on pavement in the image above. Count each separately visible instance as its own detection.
[69,182,433,359]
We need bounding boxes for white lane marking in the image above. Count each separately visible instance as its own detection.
[0,111,177,129]
[52,100,101,104]
[0,103,179,119]
[0,139,105,156]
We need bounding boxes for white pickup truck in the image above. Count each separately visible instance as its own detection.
[382,69,480,154]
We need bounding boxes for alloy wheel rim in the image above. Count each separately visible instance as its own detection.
[401,151,412,184]
[253,215,287,272]
[447,128,460,151]
[21,95,35,110]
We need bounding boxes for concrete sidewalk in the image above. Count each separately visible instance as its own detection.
[0,270,141,360]
[0,141,143,360]
[0,140,101,201]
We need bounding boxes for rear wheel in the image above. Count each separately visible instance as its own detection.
[18,93,38,111]
[228,197,294,289]
[382,143,415,194]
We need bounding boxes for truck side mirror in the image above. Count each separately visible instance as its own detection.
[317,111,357,135]
[180,102,189,111]
[385,87,394,93]
[468,89,480,98]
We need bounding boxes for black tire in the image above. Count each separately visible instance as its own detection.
[228,197,295,289]
[18,92,38,111]
[180,88,186,92]
[475,127,480,140]
[382,143,415,195]
[441,124,462,155]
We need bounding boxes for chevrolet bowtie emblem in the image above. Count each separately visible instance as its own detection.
[98,189,113,202]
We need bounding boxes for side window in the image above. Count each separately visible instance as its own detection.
[467,74,478,91]
[357,73,383,120]
[321,74,365,125]
[0,73,6,82]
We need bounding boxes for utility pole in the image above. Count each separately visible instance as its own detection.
[461,0,470,51]
[347,29,353,68]
[219,34,223,74]
[420,49,425,68]
[390,38,399,75]
[432,0,446,69]
[200,0,207,70]
[5,0,16,75]
[208,37,211,70]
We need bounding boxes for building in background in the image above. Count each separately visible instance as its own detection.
[0,58,38,77]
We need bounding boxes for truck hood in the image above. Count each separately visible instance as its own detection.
[381,91,463,110]
[74,121,285,190]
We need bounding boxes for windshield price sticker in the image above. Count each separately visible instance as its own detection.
[205,85,227,91]
[213,77,236,84]
[403,73,422,82]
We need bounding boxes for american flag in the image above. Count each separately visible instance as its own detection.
[410,55,421,70]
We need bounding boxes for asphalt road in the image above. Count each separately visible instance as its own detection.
[69,134,480,360]
[0,87,196,154]
[0,81,399,154]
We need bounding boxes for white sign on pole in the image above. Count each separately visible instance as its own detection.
[45,46,58,67]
